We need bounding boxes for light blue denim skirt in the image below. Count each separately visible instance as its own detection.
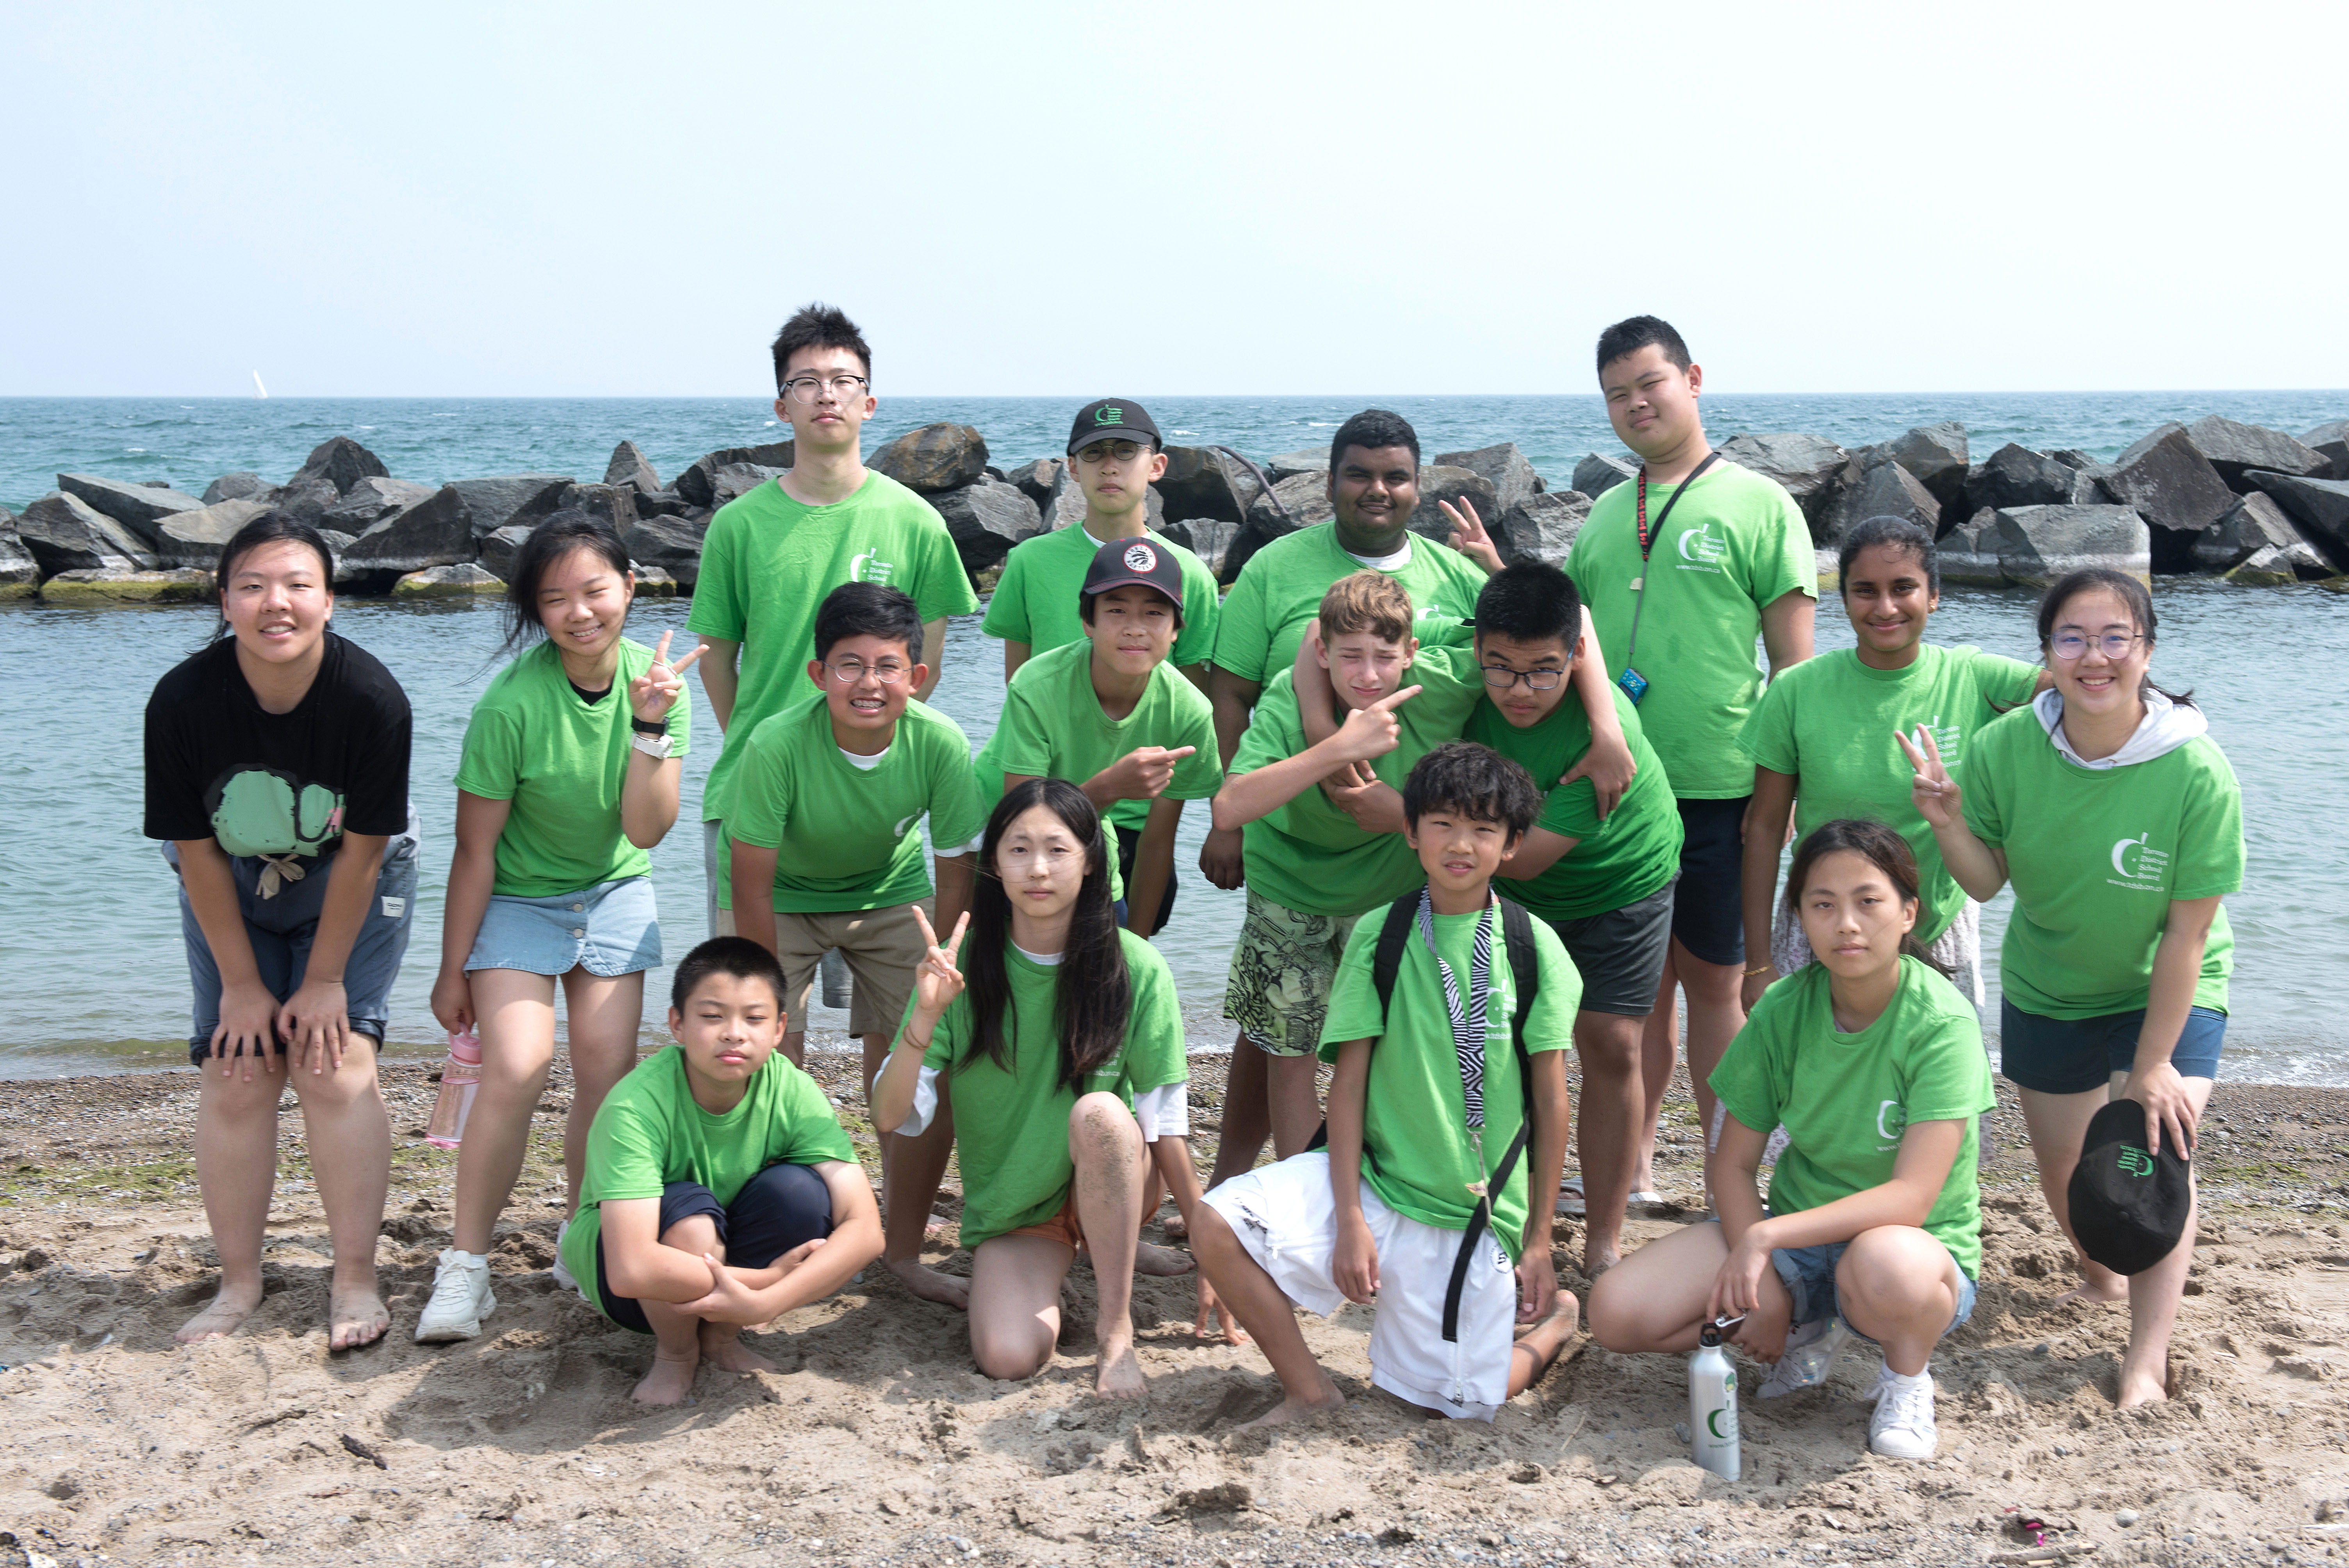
[465,876,661,978]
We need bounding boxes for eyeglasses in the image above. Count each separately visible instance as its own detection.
[825,657,909,685]
[1074,440,1146,465]
[780,374,870,404]
[2049,632,2145,661]
[1481,664,1565,691]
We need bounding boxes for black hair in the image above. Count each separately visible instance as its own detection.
[669,936,788,1012]
[1079,581,1184,631]
[1595,315,1692,378]
[770,301,872,390]
[812,581,923,666]
[2033,567,2194,709]
[497,510,633,659]
[1401,741,1542,843]
[1472,561,1583,649]
[209,510,337,644]
[1328,408,1420,474]
[1837,515,1941,598]
[961,778,1130,1095]
[1781,819,1948,976]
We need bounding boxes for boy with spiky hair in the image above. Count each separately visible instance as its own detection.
[1192,742,1582,1424]
[689,301,980,941]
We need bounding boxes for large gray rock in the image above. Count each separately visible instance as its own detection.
[1433,442,1542,513]
[0,524,37,593]
[1038,463,1165,536]
[18,490,157,573]
[2192,492,2330,577]
[2183,416,2328,492]
[1984,504,2151,587]
[1966,444,2087,515]
[930,478,1042,573]
[392,562,504,600]
[55,473,207,541]
[155,497,274,569]
[1266,448,1329,483]
[1240,469,1333,535]
[1816,457,1940,546]
[288,436,389,498]
[1937,511,2007,586]
[554,482,642,537]
[2099,423,2237,569]
[273,474,345,522]
[1716,432,1848,521]
[622,510,713,588]
[1860,422,1968,516]
[1159,517,1240,581]
[319,476,437,535]
[868,423,988,494]
[708,464,785,510]
[2300,421,2349,479]
[2246,470,2349,571]
[340,486,474,574]
[1409,465,1499,543]
[674,443,794,509]
[478,524,534,583]
[1157,445,1257,525]
[1492,490,1592,567]
[1003,458,1060,513]
[603,440,662,495]
[1572,451,1638,499]
[201,471,275,506]
[449,475,570,539]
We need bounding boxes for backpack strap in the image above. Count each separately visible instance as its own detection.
[1441,896,1545,1344]
[1306,894,1420,1156]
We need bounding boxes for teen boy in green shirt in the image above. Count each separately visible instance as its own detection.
[690,303,979,939]
[724,582,984,1307]
[974,537,1221,936]
[1193,743,1581,1424]
[983,398,1221,684]
[1565,315,1816,1190]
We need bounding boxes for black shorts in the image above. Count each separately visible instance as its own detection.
[1543,877,1677,1016]
[1669,796,1749,969]
[1113,822,1176,938]
[592,1163,834,1334]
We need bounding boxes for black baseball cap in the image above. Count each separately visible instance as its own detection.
[1080,535,1186,627]
[2067,1098,2192,1276]
[1067,398,1162,456]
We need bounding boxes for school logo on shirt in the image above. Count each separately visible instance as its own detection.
[1674,522,1727,574]
[894,814,919,838]
[1875,1099,1906,1151]
[2108,832,2171,892]
[1921,713,1964,763]
[1123,542,1158,572]
[848,550,897,586]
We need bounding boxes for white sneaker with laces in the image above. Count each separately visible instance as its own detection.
[1759,1316,1850,1399]
[413,1249,496,1342]
[1868,1367,1938,1460]
[551,1219,577,1293]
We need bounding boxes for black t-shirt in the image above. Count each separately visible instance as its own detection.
[144,631,414,860]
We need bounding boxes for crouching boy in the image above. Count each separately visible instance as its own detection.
[558,938,883,1405]
[1192,744,1583,1423]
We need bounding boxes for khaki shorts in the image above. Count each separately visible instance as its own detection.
[1223,888,1361,1058]
[772,901,930,1038]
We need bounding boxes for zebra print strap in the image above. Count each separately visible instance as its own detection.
[1416,889,1495,1130]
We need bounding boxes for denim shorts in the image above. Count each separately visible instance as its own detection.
[1670,796,1749,968]
[465,876,661,978]
[1999,998,2226,1096]
[1773,1235,1978,1345]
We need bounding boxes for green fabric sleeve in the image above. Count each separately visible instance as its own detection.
[1212,567,1271,681]
[980,547,1034,642]
[1745,486,1818,608]
[926,725,993,852]
[452,702,521,802]
[1522,919,1583,1051]
[683,511,745,641]
[1959,727,2008,850]
[986,682,1055,781]
[910,509,982,622]
[723,720,789,850]
[1739,672,1800,773]
[774,1068,857,1166]
[1120,939,1191,1093]
[583,1092,668,1204]
[1171,555,1220,667]
[1900,1014,1998,1127]
[2171,743,2246,901]
[1316,916,1386,1063]
[1706,1000,1788,1139]
[1164,699,1224,801]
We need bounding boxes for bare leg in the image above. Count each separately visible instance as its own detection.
[1189,1205,1346,1425]
[1587,1220,1790,1354]
[632,1212,721,1404]
[559,968,646,1219]
[1834,1226,1962,1377]
[1575,1010,1644,1274]
[1139,1165,1181,1239]
[1265,1053,1322,1161]
[779,1028,805,1071]
[289,1033,392,1349]
[450,969,558,1256]
[1205,1033,1271,1190]
[968,1233,1076,1381]
[875,1030,968,1308]
[1632,955,1679,1196]
[181,1062,286,1342]
[1676,941,1746,1177]
[2015,1083,2131,1306]
[1069,1092,1149,1397]
[1509,1290,1583,1397]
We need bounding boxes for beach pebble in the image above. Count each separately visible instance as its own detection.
[2116,1509,2140,1526]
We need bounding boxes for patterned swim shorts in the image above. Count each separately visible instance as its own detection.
[1222,888,1361,1058]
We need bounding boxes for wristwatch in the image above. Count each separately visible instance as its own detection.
[629,714,668,736]
[629,731,673,759]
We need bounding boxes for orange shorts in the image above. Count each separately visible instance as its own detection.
[1003,1188,1084,1251]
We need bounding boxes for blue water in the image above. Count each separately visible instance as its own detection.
[2,395,2344,1082]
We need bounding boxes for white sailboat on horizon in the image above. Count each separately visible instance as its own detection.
[252,371,268,399]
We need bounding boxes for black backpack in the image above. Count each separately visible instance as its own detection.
[1308,891,1543,1343]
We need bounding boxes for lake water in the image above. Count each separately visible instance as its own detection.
[3,393,2344,1082]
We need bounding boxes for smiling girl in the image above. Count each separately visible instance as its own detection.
[1902,568,2242,1407]
[417,513,697,1342]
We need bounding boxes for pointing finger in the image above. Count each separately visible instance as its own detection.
[1368,684,1423,712]
[1162,746,1196,760]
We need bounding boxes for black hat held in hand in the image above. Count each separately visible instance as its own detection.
[2067,1098,2192,1276]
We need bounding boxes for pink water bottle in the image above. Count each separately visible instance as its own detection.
[425,1030,483,1149]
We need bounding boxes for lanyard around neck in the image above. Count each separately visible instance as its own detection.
[1634,451,1722,561]
[1418,889,1497,1189]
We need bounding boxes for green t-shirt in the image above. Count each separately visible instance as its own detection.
[1961,707,2242,1017]
[687,471,979,822]
[1565,461,1816,798]
[919,930,1188,1251]
[561,1044,856,1319]
[972,637,1222,834]
[1318,900,1582,1262]
[722,695,990,914]
[980,523,1221,670]
[1739,644,2041,944]
[1708,957,1996,1279]
[1227,649,1485,918]
[1466,685,1682,922]
[453,638,691,898]
[1211,524,1489,684]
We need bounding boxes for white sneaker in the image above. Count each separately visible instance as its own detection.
[1868,1368,1938,1460]
[413,1249,496,1342]
[1759,1317,1850,1399]
[551,1219,577,1293]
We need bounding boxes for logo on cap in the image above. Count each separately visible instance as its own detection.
[1124,542,1158,573]
[1096,406,1125,426]
[2117,1144,2155,1178]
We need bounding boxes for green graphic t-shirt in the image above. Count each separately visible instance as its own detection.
[1319,901,1582,1261]
[722,696,990,913]
[1962,706,2242,1017]
[454,639,691,898]
[981,522,1221,670]
[1739,644,2040,943]
[687,471,979,822]
[1709,957,1996,1279]
[1565,461,1816,798]
[973,638,1223,834]
[1212,524,1489,684]
[1467,685,1682,921]
[918,930,1188,1251]
[562,1044,856,1321]
[1227,649,1484,918]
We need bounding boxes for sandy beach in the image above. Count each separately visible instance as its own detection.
[4,1053,2348,1568]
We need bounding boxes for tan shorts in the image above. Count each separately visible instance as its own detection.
[1002,1187,1084,1251]
[772,901,930,1038]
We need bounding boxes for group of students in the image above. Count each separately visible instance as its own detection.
[141,305,2244,1460]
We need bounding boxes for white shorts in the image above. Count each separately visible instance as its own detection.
[1205,1151,1517,1421]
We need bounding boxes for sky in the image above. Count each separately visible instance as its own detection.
[4,0,2344,399]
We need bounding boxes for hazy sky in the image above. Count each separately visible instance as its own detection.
[5,1,2342,398]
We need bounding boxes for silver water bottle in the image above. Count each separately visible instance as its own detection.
[1689,1320,1741,1481]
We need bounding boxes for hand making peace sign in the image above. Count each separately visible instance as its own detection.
[1895,724,1964,832]
[907,904,970,1021]
[1440,497,1505,576]
[628,629,705,725]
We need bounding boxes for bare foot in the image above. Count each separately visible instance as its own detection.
[1160,1211,1189,1242]
[1237,1383,1346,1429]
[2115,1352,2173,1409]
[1581,1244,1621,1278]
[1094,1338,1147,1400]
[328,1286,390,1351]
[886,1255,971,1310]
[699,1324,778,1375]
[924,1212,949,1240]
[632,1347,699,1404]
[176,1281,263,1344]
[1134,1242,1196,1277]
[2058,1277,2129,1307]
